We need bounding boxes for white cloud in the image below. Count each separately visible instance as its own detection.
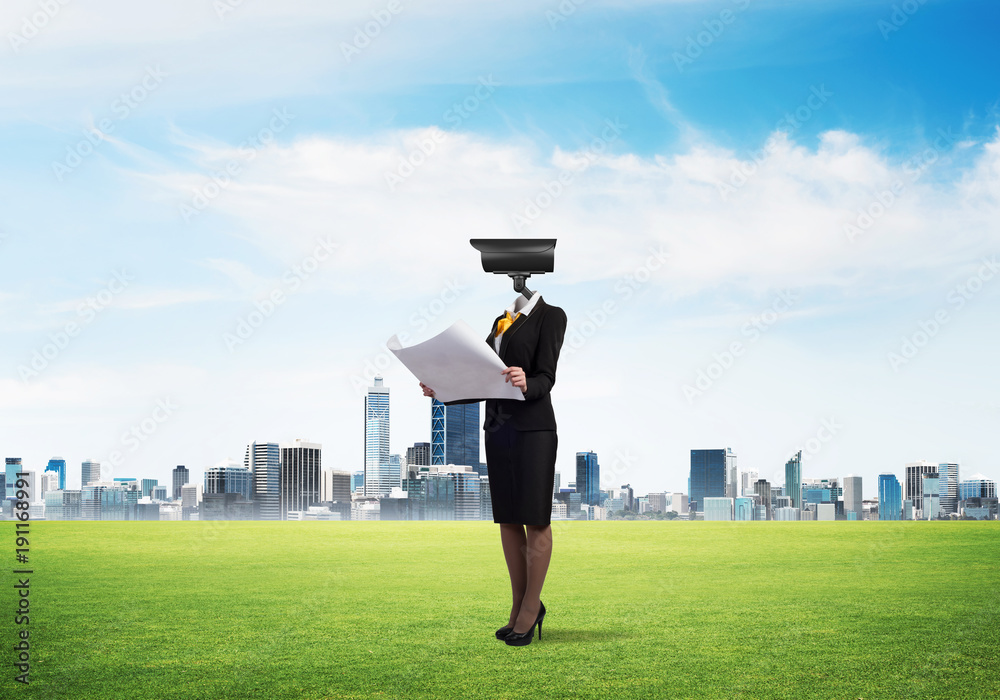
[128,123,1000,304]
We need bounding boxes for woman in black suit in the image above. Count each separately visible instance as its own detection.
[420,291,567,646]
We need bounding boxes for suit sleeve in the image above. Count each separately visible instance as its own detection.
[523,306,567,402]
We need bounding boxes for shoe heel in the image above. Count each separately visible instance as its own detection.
[538,619,542,640]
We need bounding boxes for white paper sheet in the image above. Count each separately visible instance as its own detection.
[387,320,526,403]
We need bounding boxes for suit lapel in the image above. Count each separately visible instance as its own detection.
[500,297,545,359]
[498,312,526,359]
[484,297,547,360]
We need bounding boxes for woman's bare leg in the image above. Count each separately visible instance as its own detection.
[511,524,552,634]
[499,523,528,626]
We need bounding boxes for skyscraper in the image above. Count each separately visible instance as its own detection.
[172,465,190,500]
[904,461,938,507]
[430,400,444,465]
[576,451,600,506]
[726,450,738,499]
[937,462,959,515]
[843,474,863,520]
[754,479,772,521]
[878,473,902,521]
[46,458,67,490]
[141,478,158,498]
[204,465,252,501]
[690,449,732,511]
[959,473,997,500]
[4,457,22,501]
[452,469,482,520]
[181,483,202,509]
[430,398,481,469]
[321,469,352,503]
[245,443,280,520]
[388,453,402,492]
[406,442,431,468]
[281,439,322,519]
[40,471,59,496]
[740,470,759,497]
[921,474,940,519]
[784,451,802,510]
[364,376,390,497]
[81,459,101,487]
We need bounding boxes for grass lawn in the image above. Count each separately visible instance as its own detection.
[2,520,998,699]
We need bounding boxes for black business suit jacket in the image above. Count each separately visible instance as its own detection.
[444,297,567,432]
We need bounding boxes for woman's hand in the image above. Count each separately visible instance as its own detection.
[419,381,435,398]
[501,366,528,394]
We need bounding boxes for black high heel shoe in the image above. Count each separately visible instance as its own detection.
[495,624,514,639]
[504,601,545,646]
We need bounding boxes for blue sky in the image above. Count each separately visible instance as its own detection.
[1,0,998,498]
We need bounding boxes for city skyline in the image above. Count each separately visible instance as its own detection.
[2,1,998,498]
[7,438,992,506]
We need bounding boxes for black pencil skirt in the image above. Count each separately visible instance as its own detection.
[484,421,557,526]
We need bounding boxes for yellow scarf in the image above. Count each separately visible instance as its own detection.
[494,311,521,337]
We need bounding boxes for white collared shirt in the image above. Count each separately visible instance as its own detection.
[494,293,542,353]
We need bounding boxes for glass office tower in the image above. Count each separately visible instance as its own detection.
[81,459,102,487]
[204,466,253,501]
[921,474,940,519]
[430,399,480,469]
[690,449,732,512]
[576,451,600,506]
[46,458,67,490]
[843,474,862,520]
[245,443,280,520]
[904,461,938,509]
[937,462,959,515]
[959,474,997,500]
[878,473,902,520]
[281,440,322,519]
[365,376,391,496]
[784,451,802,510]
[172,465,190,500]
[4,457,23,501]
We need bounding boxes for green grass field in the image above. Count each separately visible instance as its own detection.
[2,520,998,699]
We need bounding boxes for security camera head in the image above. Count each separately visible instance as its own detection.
[469,239,556,274]
[469,238,556,297]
